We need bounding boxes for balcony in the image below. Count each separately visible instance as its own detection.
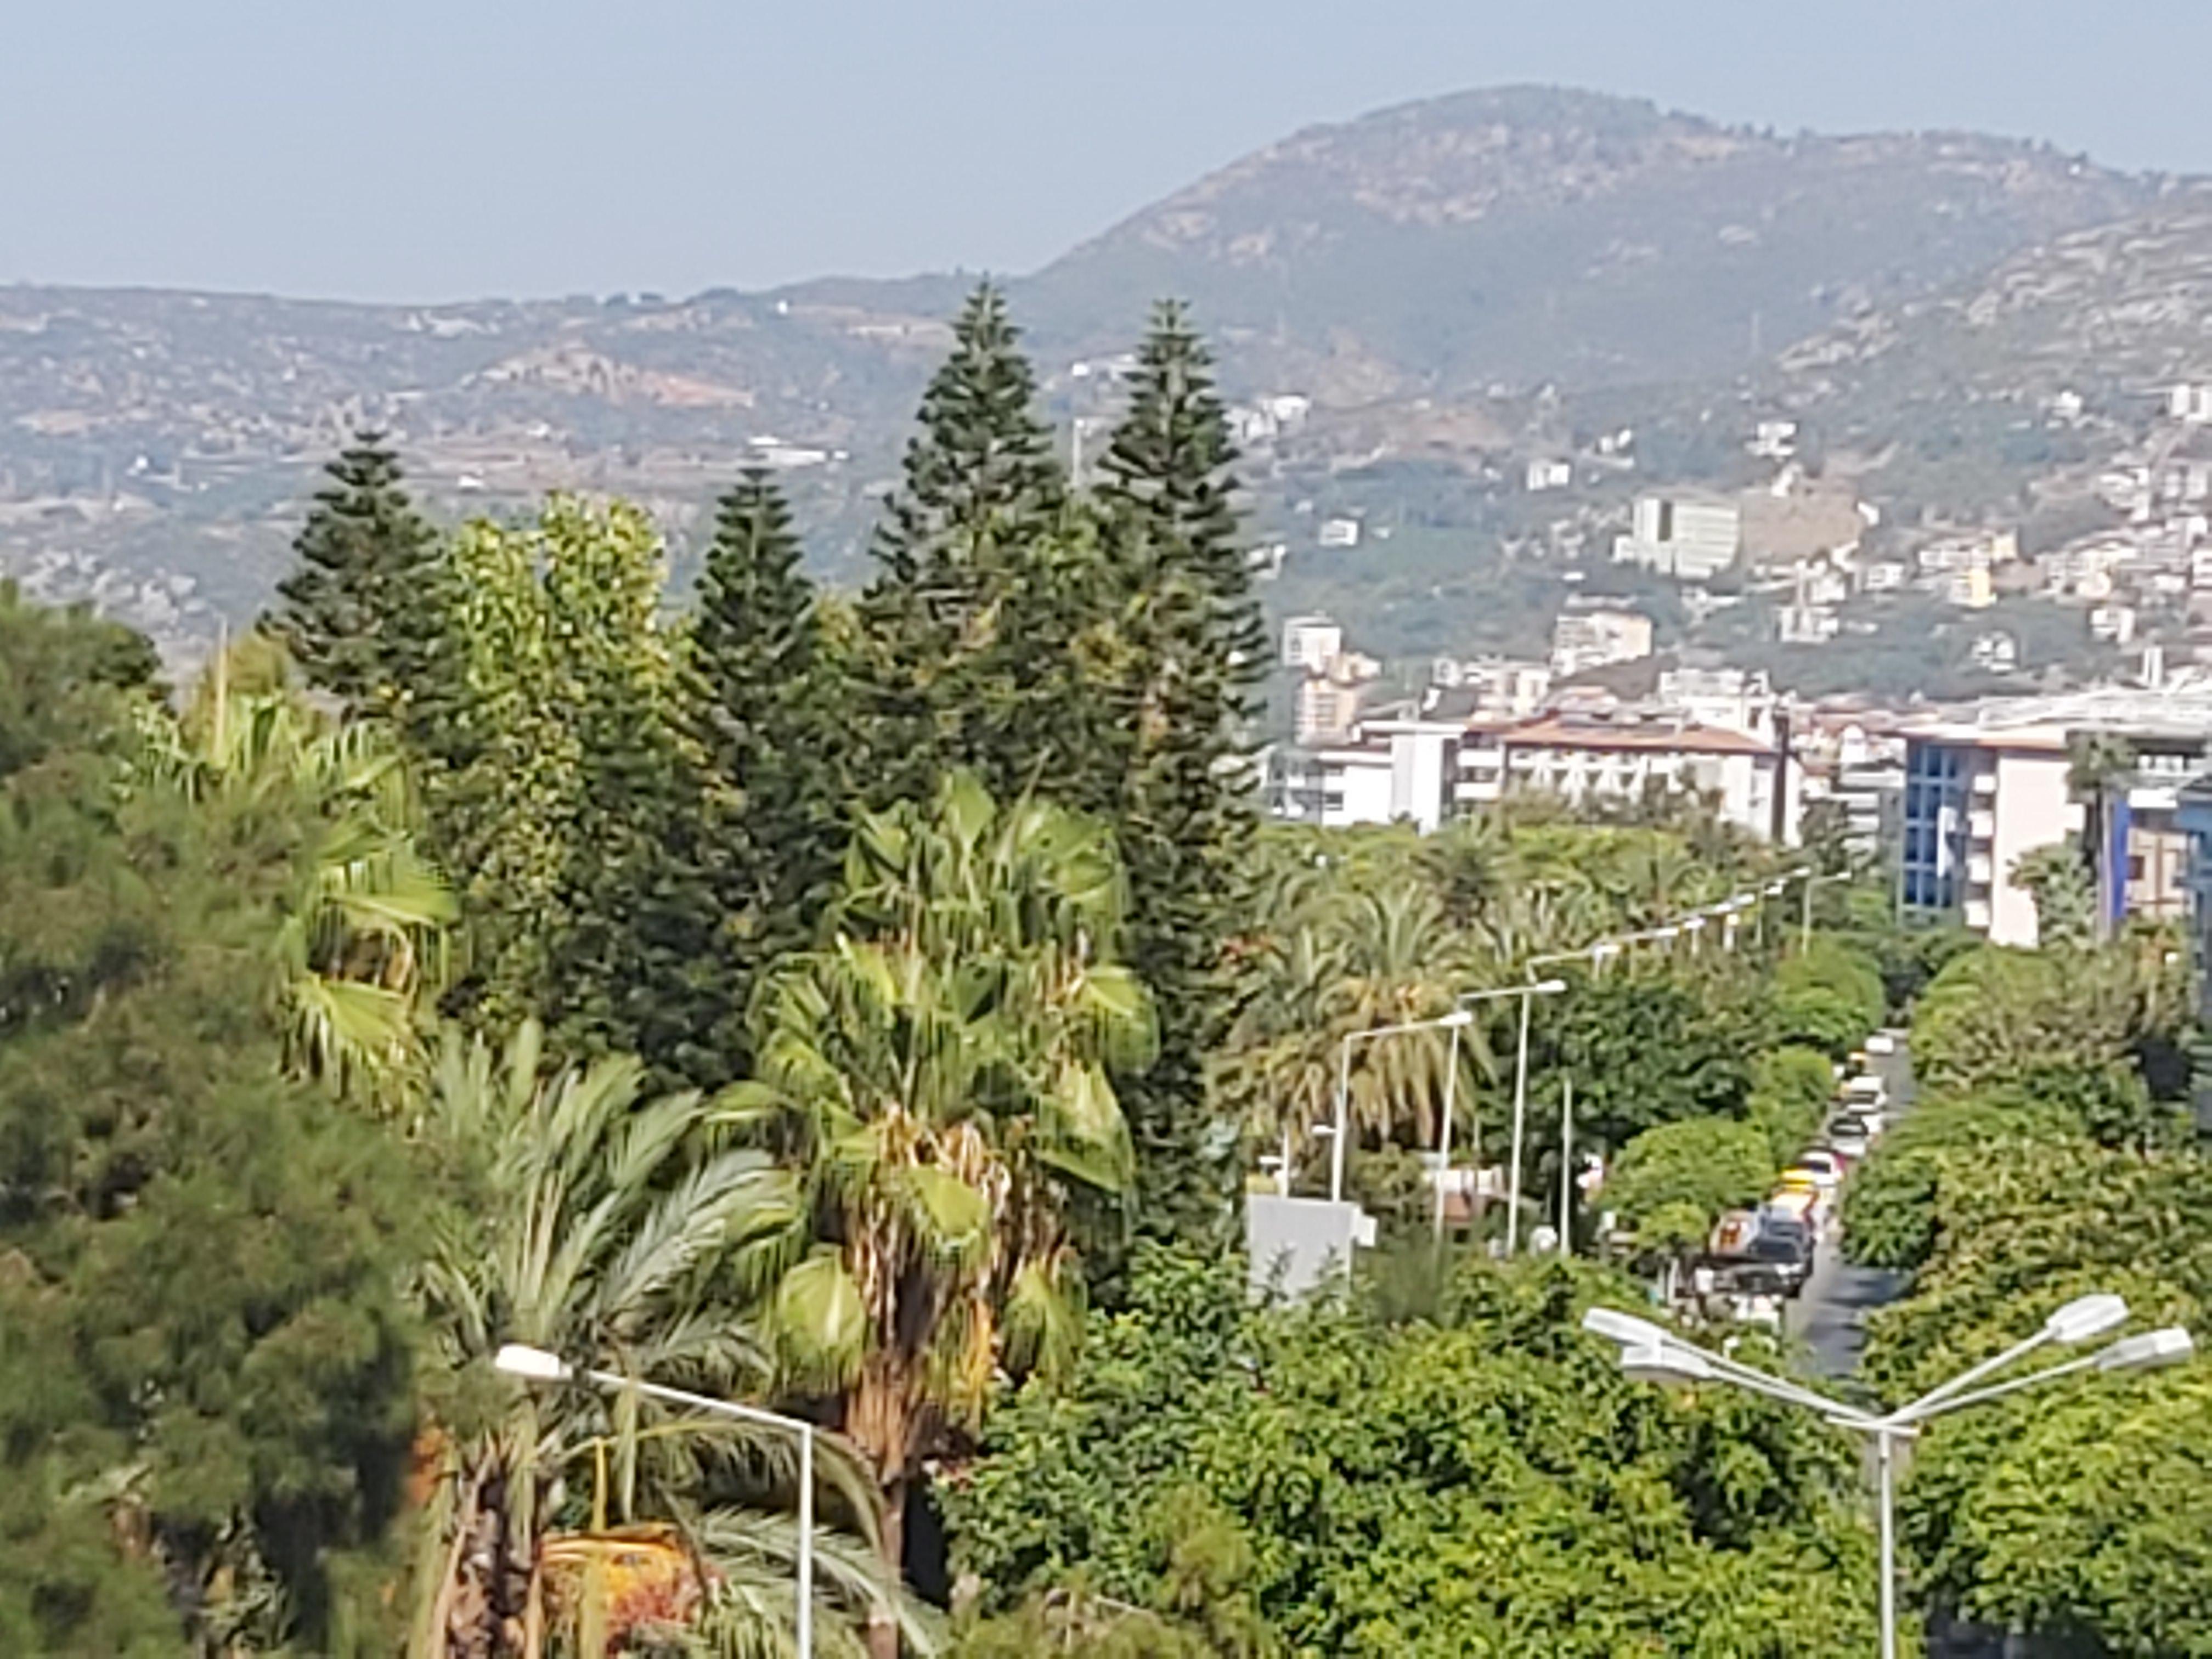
[1971,772,1998,796]
[1968,810,1996,840]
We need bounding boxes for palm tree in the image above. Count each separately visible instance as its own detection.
[1321,882,1491,1149]
[2069,731,2138,944]
[129,636,455,1102]
[410,1022,929,1659]
[726,774,1153,1658]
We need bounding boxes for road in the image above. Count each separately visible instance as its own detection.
[1790,1037,1916,1378]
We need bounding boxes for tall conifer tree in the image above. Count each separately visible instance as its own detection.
[1093,300,1265,1252]
[687,469,850,1066]
[271,431,438,715]
[857,283,1066,806]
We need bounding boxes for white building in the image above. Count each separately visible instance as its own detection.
[1267,720,1462,833]
[1318,517,1362,549]
[1431,656,1553,716]
[1550,602,1655,678]
[1525,459,1572,492]
[1456,713,1792,840]
[1281,615,1344,673]
[2171,383,2212,425]
[1293,657,1379,744]
[1748,419,1799,461]
[1613,494,1741,580]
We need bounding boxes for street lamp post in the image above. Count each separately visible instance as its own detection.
[1449,980,1567,1245]
[1330,1009,1478,1205]
[1583,1297,2193,1659]
[495,1345,821,1659]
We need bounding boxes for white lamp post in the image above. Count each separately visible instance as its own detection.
[495,1345,820,1659]
[1583,1297,2192,1659]
[1330,1008,1488,1206]
[1449,980,1567,1245]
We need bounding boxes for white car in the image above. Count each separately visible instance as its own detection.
[1866,1031,1898,1056]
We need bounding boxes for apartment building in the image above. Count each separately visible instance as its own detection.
[1457,712,1790,839]
[1898,693,2212,944]
[1612,493,1741,581]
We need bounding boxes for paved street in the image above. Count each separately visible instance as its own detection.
[1791,1038,1917,1378]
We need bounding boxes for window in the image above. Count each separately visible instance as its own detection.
[2129,853,2146,882]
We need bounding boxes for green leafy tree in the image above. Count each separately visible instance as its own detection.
[1745,1045,1838,1165]
[0,578,159,778]
[946,1250,1884,1657]
[1605,1118,1776,1238]
[417,495,718,1078]
[272,432,442,717]
[129,639,456,1103]
[1771,936,1885,1057]
[729,774,1154,1656]
[855,284,1068,808]
[1857,1136,2212,1654]
[685,468,853,1078]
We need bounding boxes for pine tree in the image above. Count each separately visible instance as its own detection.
[686,469,850,1069]
[271,432,439,715]
[1092,301,1266,1255]
[857,283,1066,806]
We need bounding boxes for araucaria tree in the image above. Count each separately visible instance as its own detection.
[1091,300,1265,1249]
[271,431,441,718]
[731,772,1154,1657]
[687,468,851,1071]
[856,282,1069,807]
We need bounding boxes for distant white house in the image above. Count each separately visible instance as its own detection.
[1525,459,1572,492]
[1318,517,1362,549]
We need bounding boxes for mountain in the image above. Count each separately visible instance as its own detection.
[1017,86,2157,396]
[0,86,2182,658]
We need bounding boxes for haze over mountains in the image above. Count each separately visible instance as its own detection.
[8,84,2212,661]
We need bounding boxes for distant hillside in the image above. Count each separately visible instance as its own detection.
[1776,191,2212,408]
[1018,86,2158,397]
[0,84,2184,659]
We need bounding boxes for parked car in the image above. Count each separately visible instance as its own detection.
[1704,1207,1815,1298]
[1866,1031,1898,1056]
[1824,1120,1871,1160]
[1746,1209,1817,1295]
[1842,1074,1888,1111]
[1831,1103,1886,1141]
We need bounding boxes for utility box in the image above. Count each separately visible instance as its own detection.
[1245,1195,1374,1300]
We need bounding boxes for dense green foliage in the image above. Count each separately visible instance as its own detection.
[1836,930,2212,1655]
[1770,937,1885,1058]
[0,606,425,1655]
[32,280,2179,1658]
[1606,1118,1778,1243]
[945,1250,1883,1657]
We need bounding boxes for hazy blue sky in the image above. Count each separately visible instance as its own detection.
[8,1,2209,302]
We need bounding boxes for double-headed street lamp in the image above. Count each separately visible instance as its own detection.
[1448,979,1568,1244]
[1582,1297,2195,1659]
[1328,1008,1477,1204]
[495,1345,821,1659]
